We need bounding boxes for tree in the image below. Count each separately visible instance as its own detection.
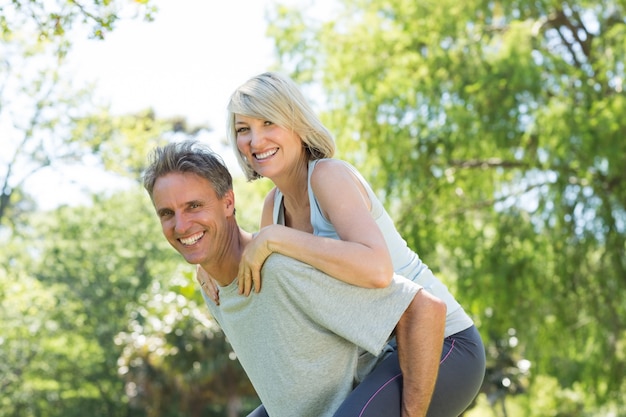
[0,190,173,417]
[0,0,156,41]
[0,0,158,227]
[268,0,626,414]
[0,176,269,417]
[116,267,259,417]
[1,2,259,415]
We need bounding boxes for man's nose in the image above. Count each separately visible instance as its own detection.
[174,212,190,234]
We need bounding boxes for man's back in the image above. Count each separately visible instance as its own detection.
[204,254,420,417]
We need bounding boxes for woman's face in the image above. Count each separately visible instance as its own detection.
[234,114,305,180]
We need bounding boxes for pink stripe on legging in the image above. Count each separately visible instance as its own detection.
[440,338,456,364]
[358,373,402,417]
[359,337,457,416]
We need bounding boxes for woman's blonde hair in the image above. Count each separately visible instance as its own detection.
[226,72,335,181]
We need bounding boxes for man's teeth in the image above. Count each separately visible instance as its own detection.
[180,232,204,245]
[255,149,277,160]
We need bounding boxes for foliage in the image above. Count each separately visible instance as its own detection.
[1,190,170,417]
[1,1,259,415]
[4,0,624,415]
[232,175,275,232]
[0,0,156,41]
[0,31,179,227]
[1,186,261,417]
[268,0,626,414]
[116,267,258,417]
[0,0,159,227]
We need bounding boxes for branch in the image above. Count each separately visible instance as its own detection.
[448,158,528,169]
[569,5,593,58]
[68,0,116,39]
[442,181,546,219]
[546,8,586,68]
[0,74,56,225]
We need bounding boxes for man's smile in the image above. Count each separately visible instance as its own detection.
[179,231,205,246]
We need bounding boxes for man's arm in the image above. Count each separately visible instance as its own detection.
[395,289,447,417]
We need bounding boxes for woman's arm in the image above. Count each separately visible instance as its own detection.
[238,160,394,296]
[197,265,220,304]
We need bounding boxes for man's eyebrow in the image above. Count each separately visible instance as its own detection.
[187,199,203,206]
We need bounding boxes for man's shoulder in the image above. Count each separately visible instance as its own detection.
[263,253,314,272]
[263,254,420,297]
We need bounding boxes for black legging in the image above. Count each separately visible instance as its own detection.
[248,325,485,417]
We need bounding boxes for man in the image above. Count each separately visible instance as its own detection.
[143,140,446,417]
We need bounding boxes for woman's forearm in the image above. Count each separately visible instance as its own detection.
[261,224,394,288]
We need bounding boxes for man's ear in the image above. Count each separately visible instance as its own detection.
[223,189,236,216]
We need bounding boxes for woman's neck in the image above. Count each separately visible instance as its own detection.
[276,160,313,232]
[272,157,310,201]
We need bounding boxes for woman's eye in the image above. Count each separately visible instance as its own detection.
[236,127,249,134]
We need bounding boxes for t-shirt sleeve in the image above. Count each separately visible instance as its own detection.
[262,254,421,356]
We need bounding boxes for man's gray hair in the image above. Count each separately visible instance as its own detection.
[143,140,233,199]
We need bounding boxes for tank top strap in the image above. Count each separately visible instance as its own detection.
[272,187,286,225]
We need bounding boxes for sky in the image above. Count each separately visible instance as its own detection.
[24,0,333,209]
[69,0,276,128]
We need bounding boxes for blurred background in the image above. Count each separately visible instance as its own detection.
[1,0,624,416]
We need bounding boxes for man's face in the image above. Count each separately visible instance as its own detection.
[151,172,234,266]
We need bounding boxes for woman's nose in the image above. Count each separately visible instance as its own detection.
[249,130,258,147]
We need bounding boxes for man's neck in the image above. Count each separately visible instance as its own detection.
[201,225,252,287]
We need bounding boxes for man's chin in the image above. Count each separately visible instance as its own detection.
[179,251,203,265]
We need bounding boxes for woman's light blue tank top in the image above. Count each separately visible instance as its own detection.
[273,159,473,336]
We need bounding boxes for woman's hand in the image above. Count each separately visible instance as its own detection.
[238,226,277,296]
[196,265,220,305]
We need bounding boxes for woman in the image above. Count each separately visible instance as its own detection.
[212,72,485,416]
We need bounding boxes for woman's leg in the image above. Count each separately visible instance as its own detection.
[426,325,486,416]
[333,325,485,417]
[332,350,402,417]
[247,405,269,417]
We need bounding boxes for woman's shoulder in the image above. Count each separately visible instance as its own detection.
[260,186,281,227]
[311,158,354,177]
[263,186,280,207]
[312,158,366,183]
[310,158,372,207]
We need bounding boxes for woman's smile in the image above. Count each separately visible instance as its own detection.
[254,148,278,161]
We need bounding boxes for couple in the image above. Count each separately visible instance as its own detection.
[143,72,485,416]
